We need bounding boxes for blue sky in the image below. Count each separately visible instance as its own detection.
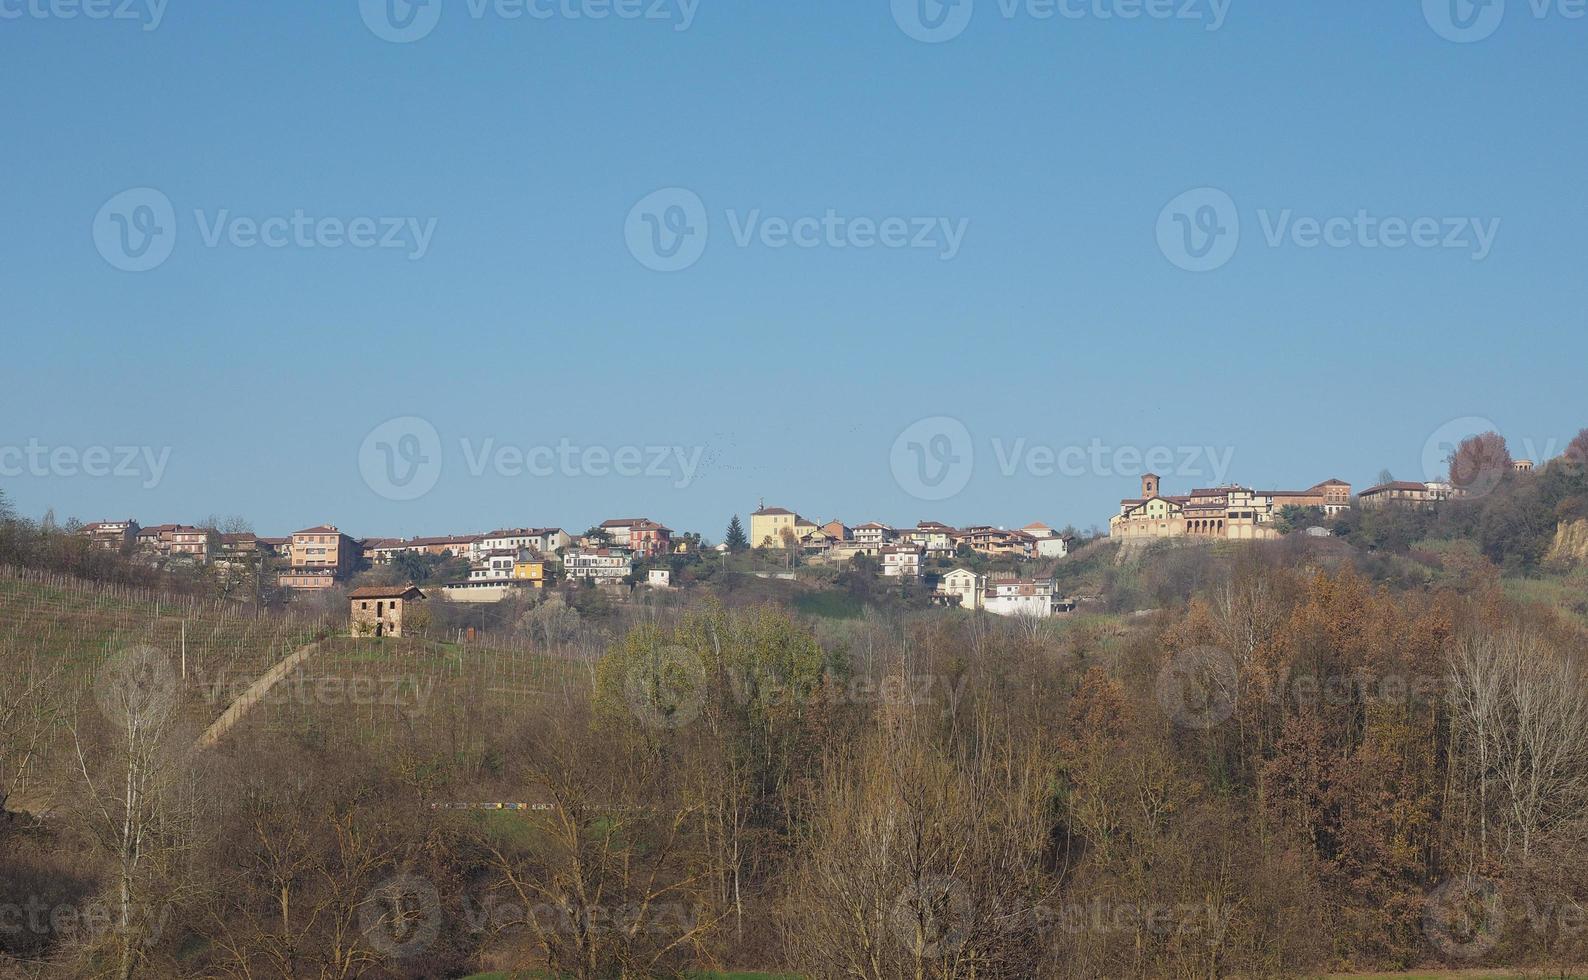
[3,1,1586,539]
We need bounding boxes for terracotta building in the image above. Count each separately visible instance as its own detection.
[280,525,358,590]
[1110,474,1353,540]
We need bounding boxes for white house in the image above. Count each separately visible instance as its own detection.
[983,579,1059,618]
[1022,523,1071,559]
[468,548,520,582]
[939,568,984,609]
[562,548,633,583]
[480,527,570,555]
[647,568,673,588]
[880,544,924,578]
[852,522,895,548]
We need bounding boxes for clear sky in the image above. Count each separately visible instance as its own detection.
[3,0,1585,540]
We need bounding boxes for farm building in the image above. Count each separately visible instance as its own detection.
[349,584,425,638]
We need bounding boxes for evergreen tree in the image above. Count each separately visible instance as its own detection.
[725,514,748,552]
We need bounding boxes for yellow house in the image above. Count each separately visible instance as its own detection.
[512,555,553,588]
[750,506,802,549]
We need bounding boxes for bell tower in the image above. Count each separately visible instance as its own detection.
[1141,473,1161,499]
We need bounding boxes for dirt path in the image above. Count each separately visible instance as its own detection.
[195,641,322,749]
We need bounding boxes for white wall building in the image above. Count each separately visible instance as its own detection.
[939,568,983,609]
[880,544,924,578]
[983,579,1059,618]
[562,548,633,583]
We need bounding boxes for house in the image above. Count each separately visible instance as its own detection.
[213,533,265,570]
[621,519,674,558]
[349,584,425,638]
[647,569,673,589]
[1022,524,1071,559]
[512,553,555,589]
[960,527,1037,559]
[597,518,672,557]
[562,548,633,584]
[1357,481,1445,510]
[255,536,289,558]
[136,523,179,554]
[937,568,984,609]
[469,548,518,582]
[822,520,851,542]
[169,526,214,563]
[370,535,482,564]
[279,525,358,590]
[880,544,925,578]
[750,506,804,550]
[480,528,566,553]
[852,522,895,549]
[81,520,139,551]
[900,522,956,556]
[983,578,1060,618]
